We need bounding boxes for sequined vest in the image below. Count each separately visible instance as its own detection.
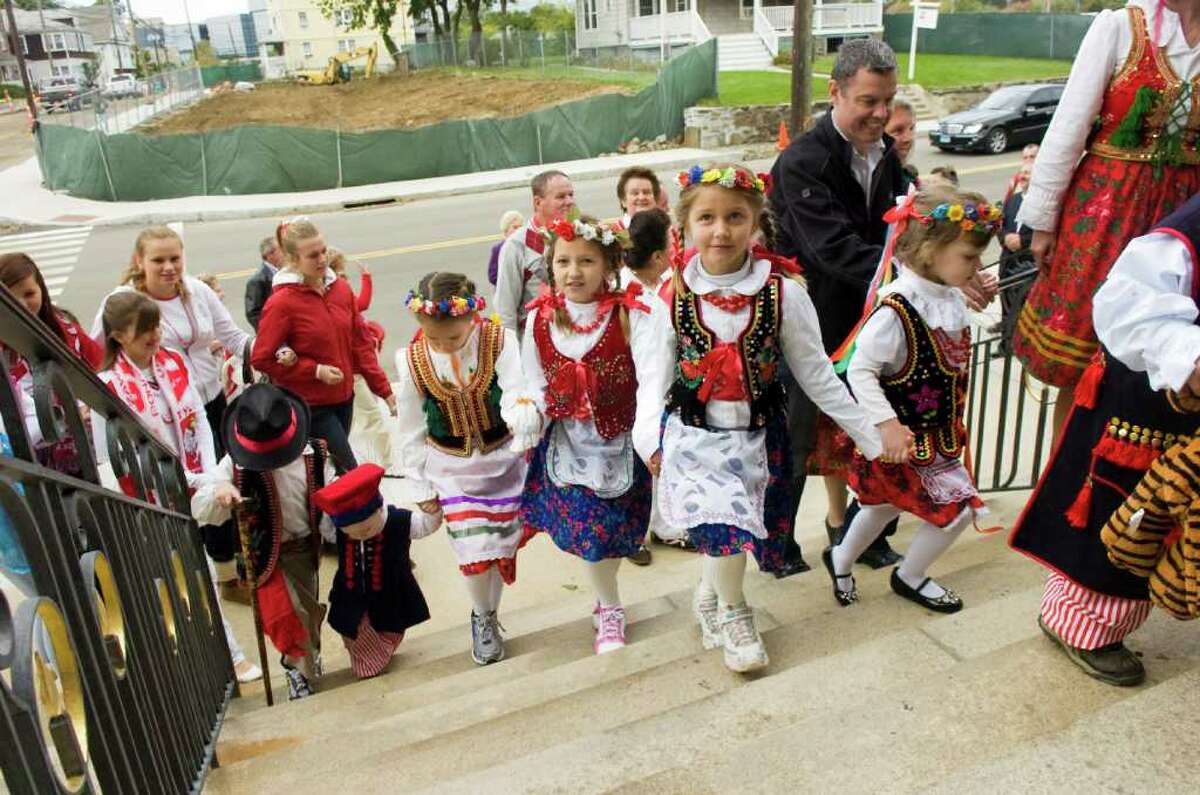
[533,309,637,440]
[406,320,511,457]
[232,443,327,588]
[877,294,969,466]
[668,273,785,430]
[1089,5,1200,167]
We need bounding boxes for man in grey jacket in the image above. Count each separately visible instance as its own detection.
[245,236,285,331]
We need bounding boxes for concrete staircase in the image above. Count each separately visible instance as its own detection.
[896,82,944,122]
[205,488,1200,793]
[718,32,775,72]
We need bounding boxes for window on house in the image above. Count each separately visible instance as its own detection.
[298,11,309,28]
[337,9,354,27]
[337,39,356,52]
[302,41,313,58]
[583,0,598,29]
[637,0,659,17]
[668,0,689,12]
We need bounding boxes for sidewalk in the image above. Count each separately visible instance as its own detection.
[0,147,730,228]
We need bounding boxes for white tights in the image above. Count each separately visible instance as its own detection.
[832,503,967,598]
[463,566,505,615]
[584,557,622,608]
[698,552,747,610]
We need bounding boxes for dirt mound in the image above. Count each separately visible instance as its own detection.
[137,71,634,135]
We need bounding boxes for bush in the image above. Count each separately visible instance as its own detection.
[0,83,27,99]
[773,50,791,66]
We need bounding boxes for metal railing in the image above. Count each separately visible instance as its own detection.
[37,66,204,135]
[964,267,1055,493]
[761,1,884,34]
[753,6,781,57]
[0,288,232,794]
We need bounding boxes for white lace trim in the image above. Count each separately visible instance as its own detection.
[880,267,970,332]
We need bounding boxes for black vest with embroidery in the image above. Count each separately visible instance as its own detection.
[233,442,328,587]
[877,294,967,465]
[668,273,785,430]
[406,321,511,457]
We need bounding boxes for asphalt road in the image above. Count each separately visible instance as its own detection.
[44,137,1018,379]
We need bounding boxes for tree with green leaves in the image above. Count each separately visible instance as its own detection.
[317,1,404,63]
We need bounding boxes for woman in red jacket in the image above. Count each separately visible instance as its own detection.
[251,218,395,473]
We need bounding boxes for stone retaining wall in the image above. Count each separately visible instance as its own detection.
[683,102,830,148]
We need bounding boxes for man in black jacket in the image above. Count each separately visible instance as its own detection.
[771,38,907,569]
[245,235,285,331]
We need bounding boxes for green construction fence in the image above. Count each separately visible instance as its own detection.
[200,62,264,86]
[36,40,716,202]
[884,13,1094,61]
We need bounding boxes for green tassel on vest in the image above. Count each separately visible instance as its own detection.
[422,396,449,439]
[1109,86,1158,150]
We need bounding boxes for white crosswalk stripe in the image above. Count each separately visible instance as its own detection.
[0,225,93,299]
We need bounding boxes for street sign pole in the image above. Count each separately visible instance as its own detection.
[909,3,941,83]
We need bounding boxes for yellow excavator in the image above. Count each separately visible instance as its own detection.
[295,43,378,86]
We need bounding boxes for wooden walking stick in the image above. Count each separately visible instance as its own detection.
[233,496,274,706]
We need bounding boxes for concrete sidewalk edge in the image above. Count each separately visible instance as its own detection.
[0,148,743,229]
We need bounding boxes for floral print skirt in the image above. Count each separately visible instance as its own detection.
[1012,154,1200,388]
[687,412,796,574]
[521,432,652,561]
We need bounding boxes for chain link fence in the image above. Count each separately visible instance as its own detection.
[404,30,662,73]
[37,65,204,135]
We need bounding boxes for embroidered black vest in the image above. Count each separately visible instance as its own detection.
[232,442,328,587]
[406,321,511,457]
[877,294,968,465]
[668,273,785,430]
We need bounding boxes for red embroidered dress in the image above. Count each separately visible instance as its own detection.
[1014,5,1200,387]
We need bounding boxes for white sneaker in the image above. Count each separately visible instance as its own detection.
[692,586,721,650]
[719,605,768,673]
[234,659,262,683]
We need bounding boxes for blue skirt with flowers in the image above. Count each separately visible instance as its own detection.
[520,429,652,561]
[686,412,795,574]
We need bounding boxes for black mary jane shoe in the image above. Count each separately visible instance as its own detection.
[857,538,903,570]
[889,570,963,614]
[821,546,858,607]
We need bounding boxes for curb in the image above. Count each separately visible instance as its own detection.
[0,150,746,229]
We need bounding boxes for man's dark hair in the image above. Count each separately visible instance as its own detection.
[531,170,569,198]
[831,38,897,87]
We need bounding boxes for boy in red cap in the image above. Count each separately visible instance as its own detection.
[193,382,335,700]
[312,463,436,678]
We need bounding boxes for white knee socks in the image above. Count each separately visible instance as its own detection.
[897,520,967,598]
[585,557,622,607]
[703,553,747,610]
[464,570,495,615]
[487,566,504,612]
[832,504,903,590]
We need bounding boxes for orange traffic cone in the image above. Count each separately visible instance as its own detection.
[776,120,790,152]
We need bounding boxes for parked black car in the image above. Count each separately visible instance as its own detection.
[931,83,1064,155]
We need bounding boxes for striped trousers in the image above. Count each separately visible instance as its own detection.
[1039,572,1152,650]
[342,615,404,679]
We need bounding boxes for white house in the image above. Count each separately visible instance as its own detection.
[2,9,98,88]
[576,0,885,70]
[257,0,415,78]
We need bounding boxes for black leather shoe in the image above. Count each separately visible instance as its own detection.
[821,546,857,606]
[1037,616,1145,686]
[773,555,811,578]
[627,545,652,566]
[857,538,903,569]
[889,570,962,613]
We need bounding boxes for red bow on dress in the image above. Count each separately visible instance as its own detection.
[549,360,597,421]
[690,343,747,403]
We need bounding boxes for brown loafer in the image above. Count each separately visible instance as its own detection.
[1037,616,1145,686]
[627,545,652,566]
[219,579,252,606]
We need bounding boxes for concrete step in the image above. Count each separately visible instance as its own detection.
[207,529,1025,792]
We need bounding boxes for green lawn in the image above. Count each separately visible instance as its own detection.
[709,54,1072,107]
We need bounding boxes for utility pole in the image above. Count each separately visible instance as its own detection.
[108,0,123,71]
[182,0,198,54]
[126,0,143,75]
[3,0,38,119]
[789,0,812,136]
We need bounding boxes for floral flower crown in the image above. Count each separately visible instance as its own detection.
[542,211,630,249]
[405,290,487,318]
[676,165,771,195]
[884,195,1003,236]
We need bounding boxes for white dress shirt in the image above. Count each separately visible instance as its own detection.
[832,117,886,207]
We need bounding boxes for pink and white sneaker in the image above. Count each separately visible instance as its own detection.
[593,604,627,654]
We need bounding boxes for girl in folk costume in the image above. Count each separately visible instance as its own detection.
[651,165,881,673]
[521,212,673,656]
[2,252,103,477]
[622,209,693,552]
[1012,0,1200,436]
[1011,192,1200,687]
[395,272,541,666]
[91,291,261,683]
[824,187,1001,614]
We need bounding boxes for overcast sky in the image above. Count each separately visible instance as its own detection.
[63,1,251,25]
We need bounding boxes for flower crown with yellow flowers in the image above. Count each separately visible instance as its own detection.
[920,201,1003,234]
[676,165,771,194]
[405,290,487,318]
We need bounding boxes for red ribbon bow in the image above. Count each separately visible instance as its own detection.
[599,281,652,315]
[550,360,597,421]
[525,285,566,320]
[882,190,922,234]
[693,343,746,403]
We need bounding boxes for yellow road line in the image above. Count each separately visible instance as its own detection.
[213,232,502,281]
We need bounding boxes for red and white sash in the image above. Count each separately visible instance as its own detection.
[106,348,205,474]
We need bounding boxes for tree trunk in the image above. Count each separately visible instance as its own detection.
[379,29,400,63]
[789,0,813,136]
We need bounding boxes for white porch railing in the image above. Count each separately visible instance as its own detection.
[753,7,780,57]
[629,11,696,43]
[761,1,883,35]
[691,8,713,42]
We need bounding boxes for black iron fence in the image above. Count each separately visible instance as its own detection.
[0,288,232,794]
[965,267,1055,493]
